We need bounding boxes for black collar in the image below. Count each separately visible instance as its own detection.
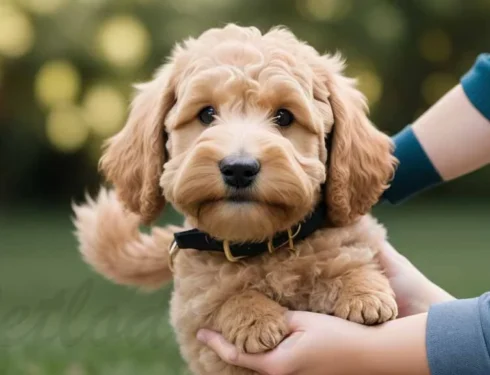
[172,203,326,262]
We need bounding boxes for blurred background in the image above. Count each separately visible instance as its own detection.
[0,0,488,373]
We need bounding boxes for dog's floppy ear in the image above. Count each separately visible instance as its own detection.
[314,54,397,226]
[99,64,175,224]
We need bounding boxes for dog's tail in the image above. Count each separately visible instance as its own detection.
[72,188,177,290]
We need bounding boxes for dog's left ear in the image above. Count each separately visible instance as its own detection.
[313,54,397,226]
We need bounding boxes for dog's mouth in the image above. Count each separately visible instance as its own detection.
[222,192,291,212]
[200,192,288,210]
[197,191,257,209]
[225,190,255,203]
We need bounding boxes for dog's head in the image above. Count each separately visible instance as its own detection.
[100,25,396,242]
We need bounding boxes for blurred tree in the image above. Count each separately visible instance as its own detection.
[0,0,488,208]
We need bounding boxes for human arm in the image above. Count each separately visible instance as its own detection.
[197,310,431,375]
[198,243,490,375]
[199,296,490,375]
[383,53,490,204]
[381,244,490,374]
[196,241,445,375]
[427,294,490,374]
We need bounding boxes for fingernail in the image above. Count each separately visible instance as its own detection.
[197,329,208,343]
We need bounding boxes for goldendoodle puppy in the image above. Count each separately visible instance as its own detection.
[73,24,398,375]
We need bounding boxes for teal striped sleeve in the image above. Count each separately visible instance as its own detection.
[381,126,442,204]
[381,53,490,204]
[461,53,490,121]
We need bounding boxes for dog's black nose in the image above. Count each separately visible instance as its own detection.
[219,155,260,189]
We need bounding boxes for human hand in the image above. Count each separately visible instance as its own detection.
[198,310,430,375]
[198,310,370,375]
[378,242,455,317]
[197,243,452,375]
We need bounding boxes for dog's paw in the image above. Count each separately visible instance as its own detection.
[230,314,289,354]
[333,292,397,325]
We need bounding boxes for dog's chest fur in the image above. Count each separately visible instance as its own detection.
[169,214,386,326]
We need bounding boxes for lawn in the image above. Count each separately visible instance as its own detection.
[0,199,489,374]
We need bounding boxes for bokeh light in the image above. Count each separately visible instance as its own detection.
[35,60,81,108]
[82,84,127,137]
[346,59,383,106]
[0,4,34,58]
[46,106,89,152]
[78,0,108,4]
[299,0,352,21]
[421,72,458,105]
[364,3,406,44]
[356,70,383,106]
[419,29,452,63]
[96,15,151,69]
[18,0,68,15]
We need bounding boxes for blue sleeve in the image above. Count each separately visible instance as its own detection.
[461,53,490,121]
[381,53,490,204]
[381,126,442,204]
[427,293,490,375]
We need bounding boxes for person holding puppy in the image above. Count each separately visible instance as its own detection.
[198,54,490,375]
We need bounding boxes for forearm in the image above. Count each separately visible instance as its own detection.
[362,313,430,375]
[412,84,490,181]
[362,294,490,375]
[383,53,490,204]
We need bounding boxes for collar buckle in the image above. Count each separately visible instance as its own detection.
[169,240,180,272]
[220,223,303,263]
[267,223,302,255]
[223,240,247,262]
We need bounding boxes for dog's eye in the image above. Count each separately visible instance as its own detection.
[198,106,216,125]
[273,109,294,127]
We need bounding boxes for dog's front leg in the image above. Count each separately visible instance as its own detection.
[328,245,398,325]
[213,290,289,354]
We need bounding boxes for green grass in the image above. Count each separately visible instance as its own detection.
[0,200,489,374]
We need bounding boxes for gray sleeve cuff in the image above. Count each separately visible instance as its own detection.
[427,294,490,375]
